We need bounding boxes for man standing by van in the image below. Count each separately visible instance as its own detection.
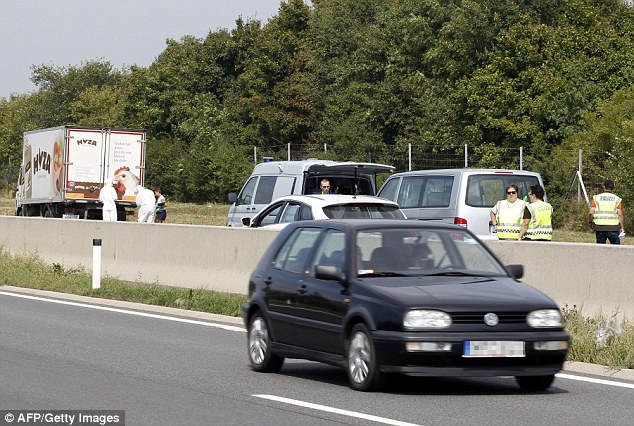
[589,180,624,244]
[518,185,552,241]
[490,184,529,240]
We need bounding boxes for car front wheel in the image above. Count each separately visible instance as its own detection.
[515,374,555,391]
[346,323,384,391]
[247,312,284,373]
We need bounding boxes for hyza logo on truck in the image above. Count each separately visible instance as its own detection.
[77,138,97,146]
[32,148,51,175]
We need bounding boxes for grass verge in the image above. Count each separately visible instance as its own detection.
[0,248,245,317]
[2,248,632,370]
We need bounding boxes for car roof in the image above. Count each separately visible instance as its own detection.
[266,194,400,207]
[283,218,466,232]
[389,168,542,177]
[251,160,394,175]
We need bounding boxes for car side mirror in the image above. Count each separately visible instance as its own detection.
[228,192,237,204]
[505,264,524,279]
[242,217,252,227]
[315,265,346,283]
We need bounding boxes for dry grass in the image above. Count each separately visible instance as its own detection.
[1,196,230,226]
[161,201,229,226]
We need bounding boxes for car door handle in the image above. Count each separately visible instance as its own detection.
[297,284,307,295]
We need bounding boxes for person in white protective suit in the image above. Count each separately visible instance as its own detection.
[99,179,118,222]
[135,185,156,223]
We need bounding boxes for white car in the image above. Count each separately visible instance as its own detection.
[242,194,406,228]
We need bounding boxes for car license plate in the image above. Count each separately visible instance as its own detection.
[463,341,525,358]
[62,214,80,219]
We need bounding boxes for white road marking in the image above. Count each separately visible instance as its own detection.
[0,291,245,332]
[253,394,421,426]
[556,373,634,389]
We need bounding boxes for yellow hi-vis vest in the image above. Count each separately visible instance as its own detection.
[593,192,621,226]
[525,201,553,240]
[495,200,527,240]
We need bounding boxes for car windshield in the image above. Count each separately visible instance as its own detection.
[323,204,405,219]
[356,228,508,277]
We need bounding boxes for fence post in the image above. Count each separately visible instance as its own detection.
[324,143,327,153]
[408,143,412,171]
[578,149,583,202]
[288,143,291,161]
[520,147,523,170]
[464,144,468,168]
[253,146,257,164]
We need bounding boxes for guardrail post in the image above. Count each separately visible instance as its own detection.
[92,239,102,290]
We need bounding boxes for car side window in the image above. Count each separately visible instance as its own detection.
[273,228,322,274]
[378,177,399,201]
[299,204,313,220]
[421,177,453,207]
[238,177,258,205]
[309,229,346,276]
[279,203,302,223]
[258,203,284,226]
[397,176,425,208]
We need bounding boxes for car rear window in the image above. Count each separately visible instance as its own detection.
[466,174,541,207]
[322,204,405,219]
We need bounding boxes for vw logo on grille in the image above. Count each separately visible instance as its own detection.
[484,313,499,326]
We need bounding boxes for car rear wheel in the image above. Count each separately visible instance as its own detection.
[515,374,555,391]
[346,323,384,391]
[247,312,284,373]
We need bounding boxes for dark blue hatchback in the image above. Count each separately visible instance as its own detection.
[243,220,569,391]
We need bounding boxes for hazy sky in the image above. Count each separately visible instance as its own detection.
[0,0,286,99]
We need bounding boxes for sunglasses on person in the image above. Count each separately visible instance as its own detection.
[507,191,517,195]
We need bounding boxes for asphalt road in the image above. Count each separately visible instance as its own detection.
[1,288,633,426]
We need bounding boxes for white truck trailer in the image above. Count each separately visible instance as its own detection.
[16,126,147,220]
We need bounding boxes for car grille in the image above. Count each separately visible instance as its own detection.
[450,312,527,324]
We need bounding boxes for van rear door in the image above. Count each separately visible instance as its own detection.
[304,162,394,195]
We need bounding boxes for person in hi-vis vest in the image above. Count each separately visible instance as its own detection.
[490,183,529,240]
[589,179,624,244]
[518,184,553,241]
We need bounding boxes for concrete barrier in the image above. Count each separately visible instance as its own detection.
[1,216,632,318]
[0,216,278,294]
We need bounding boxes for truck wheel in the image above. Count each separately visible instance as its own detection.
[117,207,127,221]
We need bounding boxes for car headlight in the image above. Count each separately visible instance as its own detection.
[527,309,563,328]
[404,310,452,329]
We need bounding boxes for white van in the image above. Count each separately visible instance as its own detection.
[226,160,394,226]
[377,168,546,239]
